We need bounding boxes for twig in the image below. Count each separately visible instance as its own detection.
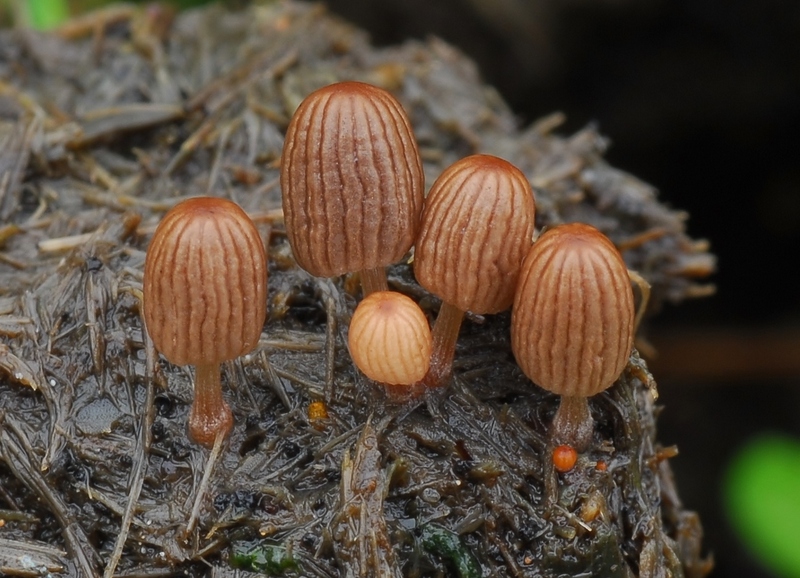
[259,351,292,410]
[0,415,101,577]
[185,431,225,539]
[103,343,156,578]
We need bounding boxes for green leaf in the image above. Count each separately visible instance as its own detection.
[418,523,481,578]
[230,540,298,574]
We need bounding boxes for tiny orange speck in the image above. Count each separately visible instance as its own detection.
[553,444,578,472]
[308,401,328,421]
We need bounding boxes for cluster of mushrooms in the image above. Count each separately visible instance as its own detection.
[142,81,643,465]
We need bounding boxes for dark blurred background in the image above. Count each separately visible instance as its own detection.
[318,0,800,576]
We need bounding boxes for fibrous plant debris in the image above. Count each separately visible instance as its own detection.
[0,2,714,577]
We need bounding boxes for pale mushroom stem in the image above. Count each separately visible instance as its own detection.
[551,395,594,452]
[360,266,389,296]
[423,301,465,388]
[189,363,234,448]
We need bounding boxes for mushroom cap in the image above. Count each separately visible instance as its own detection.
[414,154,535,314]
[143,197,268,367]
[511,223,634,398]
[348,291,432,386]
[280,81,424,277]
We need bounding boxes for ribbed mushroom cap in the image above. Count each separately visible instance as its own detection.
[348,291,432,386]
[143,197,268,366]
[414,154,535,314]
[511,223,634,398]
[281,81,424,277]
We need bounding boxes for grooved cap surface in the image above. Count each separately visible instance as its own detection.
[281,81,424,277]
[348,291,432,385]
[414,154,535,314]
[143,197,268,366]
[511,223,634,397]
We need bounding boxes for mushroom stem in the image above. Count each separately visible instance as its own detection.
[360,266,389,296]
[551,395,594,452]
[189,363,233,448]
[424,301,465,388]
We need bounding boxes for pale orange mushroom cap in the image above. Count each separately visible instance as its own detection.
[348,291,432,386]
[511,223,634,398]
[143,197,268,366]
[281,81,424,278]
[414,154,536,315]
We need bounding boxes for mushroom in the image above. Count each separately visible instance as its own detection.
[143,197,267,448]
[348,291,432,395]
[414,154,536,387]
[280,81,424,295]
[511,223,635,451]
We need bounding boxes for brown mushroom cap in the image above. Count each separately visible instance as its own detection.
[414,154,535,314]
[348,291,432,386]
[511,223,634,398]
[280,81,424,277]
[143,197,267,366]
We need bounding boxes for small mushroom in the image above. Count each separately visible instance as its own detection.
[414,154,535,387]
[348,291,432,391]
[511,223,634,451]
[281,81,424,295]
[143,197,267,448]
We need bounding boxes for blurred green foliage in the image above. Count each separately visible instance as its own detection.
[725,434,800,578]
[4,0,221,29]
